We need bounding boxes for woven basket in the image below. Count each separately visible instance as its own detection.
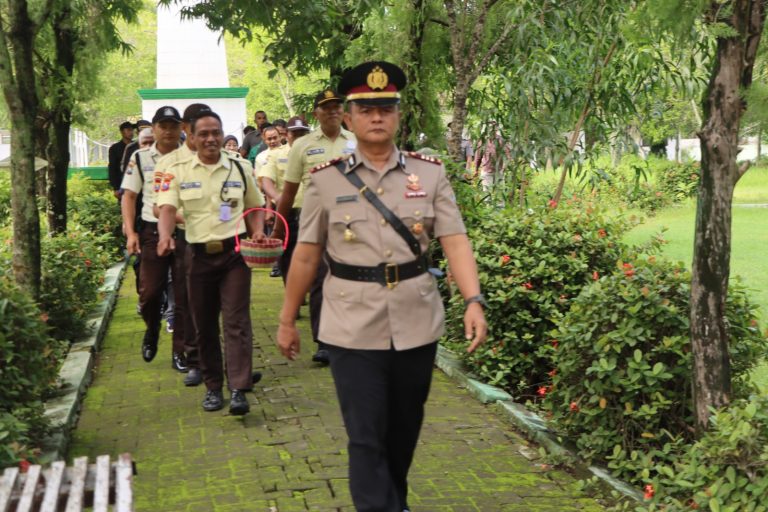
[234,208,290,269]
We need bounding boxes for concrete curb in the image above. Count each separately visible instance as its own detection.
[435,344,643,502]
[40,259,128,464]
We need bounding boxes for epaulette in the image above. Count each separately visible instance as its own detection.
[310,157,344,173]
[406,151,442,165]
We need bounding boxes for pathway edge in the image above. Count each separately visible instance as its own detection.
[39,259,128,464]
[434,343,644,502]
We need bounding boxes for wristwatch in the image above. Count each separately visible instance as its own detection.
[464,294,487,308]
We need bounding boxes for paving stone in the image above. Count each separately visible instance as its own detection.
[67,270,605,511]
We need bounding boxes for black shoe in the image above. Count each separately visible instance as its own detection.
[252,371,262,385]
[171,352,188,373]
[141,329,159,362]
[312,349,330,365]
[269,265,281,277]
[184,368,203,387]
[229,390,250,415]
[202,389,224,411]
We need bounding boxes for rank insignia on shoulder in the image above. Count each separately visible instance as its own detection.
[406,151,442,165]
[310,157,344,173]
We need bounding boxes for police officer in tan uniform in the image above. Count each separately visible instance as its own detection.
[152,103,213,387]
[277,62,487,512]
[274,90,357,364]
[258,116,310,283]
[157,110,266,416]
[120,106,183,366]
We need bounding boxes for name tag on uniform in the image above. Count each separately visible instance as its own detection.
[180,182,202,190]
[342,148,355,154]
[335,195,358,204]
[306,148,325,156]
[223,181,242,188]
[278,158,288,163]
[405,191,428,199]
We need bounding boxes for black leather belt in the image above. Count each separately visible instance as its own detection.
[328,255,429,289]
[190,236,236,255]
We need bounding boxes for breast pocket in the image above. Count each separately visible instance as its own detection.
[179,186,204,210]
[329,204,368,245]
[396,202,435,239]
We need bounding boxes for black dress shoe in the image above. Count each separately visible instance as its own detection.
[252,371,262,384]
[229,390,250,415]
[184,368,203,387]
[269,265,281,277]
[202,389,224,411]
[312,348,330,365]
[171,352,188,373]
[141,329,159,362]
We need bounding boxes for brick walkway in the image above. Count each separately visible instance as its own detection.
[69,269,604,511]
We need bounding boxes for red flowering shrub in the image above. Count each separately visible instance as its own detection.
[542,256,767,493]
[443,199,635,396]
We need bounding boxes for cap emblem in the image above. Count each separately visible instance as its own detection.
[324,90,335,99]
[367,66,389,90]
[164,108,174,116]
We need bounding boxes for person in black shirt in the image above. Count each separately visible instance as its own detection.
[107,121,135,198]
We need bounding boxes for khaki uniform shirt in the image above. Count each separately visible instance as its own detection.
[284,128,356,199]
[156,152,265,243]
[120,143,177,223]
[298,147,466,351]
[257,145,300,206]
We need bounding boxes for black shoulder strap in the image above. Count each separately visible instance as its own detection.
[230,158,248,194]
[135,151,143,181]
[333,161,421,257]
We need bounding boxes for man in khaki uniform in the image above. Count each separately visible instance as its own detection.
[258,116,310,283]
[276,62,487,512]
[120,106,183,366]
[152,103,213,387]
[274,89,356,364]
[157,110,266,416]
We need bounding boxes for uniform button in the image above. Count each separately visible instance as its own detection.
[384,250,392,257]
[344,214,351,221]
[377,187,384,195]
[414,210,421,216]
[339,291,346,297]
[380,218,387,226]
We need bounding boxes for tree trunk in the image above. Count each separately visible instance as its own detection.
[675,129,682,163]
[47,118,70,233]
[399,0,427,150]
[691,0,765,434]
[0,0,43,300]
[448,81,470,160]
[757,125,762,163]
[46,6,77,234]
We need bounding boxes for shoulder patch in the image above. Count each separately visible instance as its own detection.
[310,157,344,174]
[406,151,442,165]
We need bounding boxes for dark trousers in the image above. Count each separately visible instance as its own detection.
[278,208,301,285]
[172,232,197,366]
[327,342,438,512]
[138,223,173,337]
[309,260,328,344]
[186,245,253,391]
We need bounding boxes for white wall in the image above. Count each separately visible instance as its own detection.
[667,136,765,162]
[156,1,229,89]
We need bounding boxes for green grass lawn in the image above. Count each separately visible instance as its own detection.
[623,167,768,392]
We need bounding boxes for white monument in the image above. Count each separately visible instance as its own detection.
[139,1,248,140]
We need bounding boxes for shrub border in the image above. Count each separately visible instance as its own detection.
[435,343,644,503]
[38,259,128,464]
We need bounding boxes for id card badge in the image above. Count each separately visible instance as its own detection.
[219,203,232,221]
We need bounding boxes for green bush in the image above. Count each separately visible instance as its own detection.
[443,199,636,396]
[38,227,114,341]
[542,256,767,488]
[642,395,768,511]
[0,276,63,468]
[657,161,700,202]
[67,174,124,259]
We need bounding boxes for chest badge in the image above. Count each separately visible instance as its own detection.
[343,226,357,242]
[406,173,422,191]
[412,222,424,235]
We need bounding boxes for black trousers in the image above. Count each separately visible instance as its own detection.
[327,342,437,512]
